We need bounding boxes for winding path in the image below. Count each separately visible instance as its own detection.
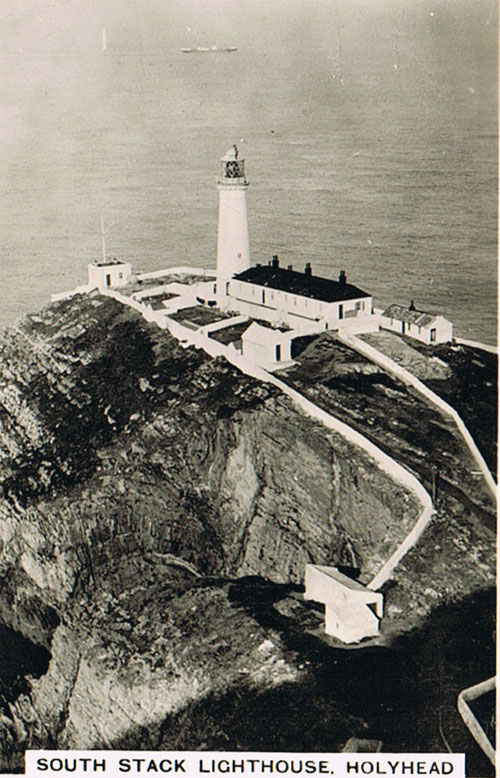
[338,332,496,499]
[96,286,436,591]
[70,280,493,593]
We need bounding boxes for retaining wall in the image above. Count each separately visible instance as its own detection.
[339,333,497,498]
[457,677,496,766]
[96,288,435,591]
[454,337,497,355]
[137,266,216,281]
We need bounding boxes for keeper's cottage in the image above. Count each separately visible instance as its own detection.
[85,144,453,359]
[212,145,452,345]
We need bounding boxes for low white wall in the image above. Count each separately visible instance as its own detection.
[50,285,92,303]
[160,297,199,315]
[137,266,215,281]
[457,677,496,766]
[91,288,436,594]
[339,333,496,499]
[454,337,497,355]
[198,315,249,336]
[133,282,200,300]
[338,316,380,336]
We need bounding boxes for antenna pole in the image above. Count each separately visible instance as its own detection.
[101,213,106,264]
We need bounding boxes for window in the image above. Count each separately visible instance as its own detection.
[262,290,266,304]
[339,304,343,320]
[213,284,217,293]
[275,344,281,361]
[430,328,437,342]
[105,274,111,287]
[225,282,230,295]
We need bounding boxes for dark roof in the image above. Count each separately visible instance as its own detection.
[381,304,438,327]
[92,258,129,267]
[234,264,370,303]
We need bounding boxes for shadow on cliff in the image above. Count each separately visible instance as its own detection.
[0,625,51,704]
[109,578,495,777]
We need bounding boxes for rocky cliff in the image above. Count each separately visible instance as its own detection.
[0,294,495,771]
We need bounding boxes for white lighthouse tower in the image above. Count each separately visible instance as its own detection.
[216,145,250,279]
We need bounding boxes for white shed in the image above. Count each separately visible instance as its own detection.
[380,303,453,345]
[88,259,132,290]
[241,322,294,369]
[304,565,383,644]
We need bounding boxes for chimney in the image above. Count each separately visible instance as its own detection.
[339,270,347,285]
[272,254,279,268]
[409,299,416,311]
[304,262,312,277]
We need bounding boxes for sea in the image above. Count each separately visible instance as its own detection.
[0,2,497,767]
[0,0,497,343]
[0,0,498,343]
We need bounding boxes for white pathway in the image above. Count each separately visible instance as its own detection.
[338,333,496,499]
[50,280,497,591]
[94,287,435,592]
[56,280,495,592]
[454,337,497,355]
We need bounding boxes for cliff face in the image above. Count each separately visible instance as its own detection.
[0,294,495,767]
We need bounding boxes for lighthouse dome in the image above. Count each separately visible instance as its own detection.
[221,145,240,161]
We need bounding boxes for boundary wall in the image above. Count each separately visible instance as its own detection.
[454,337,497,355]
[339,333,497,499]
[457,677,496,766]
[50,284,92,303]
[97,287,434,591]
[137,266,216,281]
[48,277,495,593]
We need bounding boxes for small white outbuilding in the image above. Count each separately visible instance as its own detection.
[304,565,383,644]
[88,259,132,290]
[380,303,453,345]
[241,321,294,370]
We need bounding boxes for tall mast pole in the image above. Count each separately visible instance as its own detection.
[101,213,106,264]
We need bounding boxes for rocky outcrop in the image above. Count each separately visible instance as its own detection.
[0,294,495,767]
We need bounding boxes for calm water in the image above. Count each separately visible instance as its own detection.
[0,0,497,342]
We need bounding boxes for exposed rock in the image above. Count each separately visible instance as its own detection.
[0,295,494,769]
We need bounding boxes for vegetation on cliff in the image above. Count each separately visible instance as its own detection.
[0,294,495,774]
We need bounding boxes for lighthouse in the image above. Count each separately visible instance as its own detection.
[216,145,250,279]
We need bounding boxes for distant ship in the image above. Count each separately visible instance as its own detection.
[181,45,237,53]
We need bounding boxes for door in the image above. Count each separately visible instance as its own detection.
[275,344,281,362]
[105,274,111,287]
[339,304,343,320]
